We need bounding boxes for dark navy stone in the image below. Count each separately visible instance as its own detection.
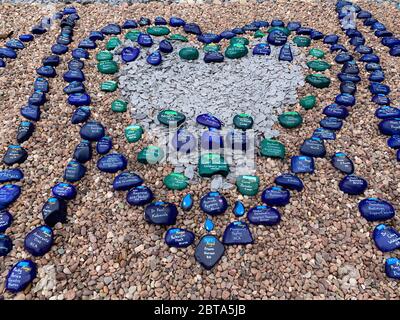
[0,169,23,183]
[365,62,382,72]
[64,69,85,83]
[261,186,290,207]
[137,33,153,47]
[232,28,245,35]
[64,81,85,95]
[371,22,386,31]
[159,40,173,53]
[101,24,121,35]
[267,30,287,46]
[200,192,228,216]
[331,152,354,174]
[390,46,400,58]
[96,136,112,155]
[369,70,385,83]
[291,155,315,174]
[323,104,349,119]
[19,34,34,42]
[355,44,372,54]
[357,10,371,19]
[370,82,390,95]
[36,65,56,78]
[279,44,293,62]
[385,258,400,279]
[204,52,224,63]
[138,17,151,26]
[360,53,380,63]
[387,135,400,149]
[165,228,195,248]
[335,93,355,107]
[0,210,13,233]
[144,201,178,225]
[372,94,390,105]
[320,117,343,131]
[72,48,89,60]
[88,31,104,41]
[324,34,339,44]
[198,33,221,44]
[247,205,281,226]
[68,59,84,71]
[172,129,197,153]
[243,23,258,32]
[154,17,167,26]
[28,91,46,106]
[31,25,46,35]
[373,224,400,252]
[0,234,12,256]
[73,140,92,163]
[220,30,236,39]
[0,59,5,68]
[64,160,86,182]
[52,182,77,200]
[24,225,53,256]
[122,20,138,29]
[375,106,400,119]
[78,38,96,50]
[339,175,368,195]
[80,121,105,141]
[364,18,377,27]
[121,47,140,62]
[183,23,202,35]
[253,43,271,55]
[147,51,162,66]
[169,17,186,27]
[300,137,326,157]
[312,127,336,140]
[42,55,60,67]
[340,82,357,95]
[51,43,68,55]
[196,113,222,129]
[42,197,67,227]
[16,121,34,144]
[381,37,400,48]
[375,30,392,38]
[358,198,395,221]
[296,27,312,35]
[195,235,224,270]
[5,260,37,293]
[335,52,353,64]
[338,73,361,83]
[349,36,365,47]
[310,30,324,40]
[97,153,127,173]
[330,43,347,52]
[68,92,91,107]
[0,47,17,59]
[126,186,154,206]
[274,173,304,191]
[379,118,400,136]
[21,104,40,122]
[181,194,194,211]
[222,221,253,245]
[113,171,143,191]
[57,34,72,45]
[63,6,76,14]
[3,145,28,166]
[201,128,223,150]
[287,21,301,31]
[6,39,24,50]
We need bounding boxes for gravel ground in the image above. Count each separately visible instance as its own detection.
[0,0,399,300]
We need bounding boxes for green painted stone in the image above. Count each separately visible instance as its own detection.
[278,111,303,129]
[106,37,121,50]
[203,43,220,53]
[137,146,164,164]
[125,124,143,143]
[293,36,311,47]
[306,60,331,72]
[179,47,199,60]
[96,50,113,61]
[309,48,325,59]
[233,113,254,130]
[198,153,229,177]
[259,139,286,159]
[100,80,118,92]
[230,37,249,46]
[300,95,317,110]
[225,44,248,59]
[254,30,266,38]
[267,26,291,36]
[157,109,186,127]
[97,60,119,74]
[111,99,127,113]
[169,34,188,42]
[147,26,170,36]
[236,175,260,196]
[305,74,331,89]
[125,30,141,41]
[163,172,189,190]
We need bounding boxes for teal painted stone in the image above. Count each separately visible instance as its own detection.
[300,95,317,110]
[260,139,285,159]
[233,113,253,130]
[278,111,303,128]
[203,43,220,53]
[147,26,170,36]
[106,37,121,50]
[309,48,325,58]
[157,109,186,127]
[96,50,113,61]
[111,99,127,113]
[236,175,260,196]
[169,34,188,42]
[306,60,331,72]
[230,37,249,46]
[97,60,119,74]
[163,172,188,190]
[198,153,229,177]
[125,124,143,143]
[125,30,141,41]
[179,47,199,60]
[225,44,248,59]
[100,80,118,92]
[305,74,331,88]
[137,146,164,164]
[293,35,311,47]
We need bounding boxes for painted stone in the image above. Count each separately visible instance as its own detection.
[111,99,127,113]
[106,37,121,50]
[64,160,86,182]
[183,23,202,35]
[100,24,121,35]
[196,114,222,129]
[293,36,311,47]
[64,81,85,95]
[201,129,223,150]
[203,43,220,53]
[68,59,84,70]
[222,221,254,245]
[163,173,189,190]
[307,60,331,72]
[73,140,92,163]
[379,118,400,136]
[137,146,164,164]
[230,37,249,46]
[340,82,357,95]
[172,129,197,153]
[278,111,303,128]
[259,139,285,159]
[147,51,162,66]
[113,172,143,191]
[52,182,77,200]
[300,137,326,158]
[34,78,49,93]
[147,26,170,36]
[274,173,304,191]
[247,205,281,226]
[96,50,113,61]
[385,258,400,279]
[5,260,37,293]
[0,169,23,183]
[253,43,271,55]
[43,55,60,67]
[36,65,56,78]
[195,235,225,270]
[339,175,368,195]
[233,113,253,130]
[335,93,355,107]
[121,47,140,63]
[0,211,13,233]
[233,201,245,217]
[41,197,67,227]
[179,47,199,60]
[198,153,229,177]
[300,95,316,110]
[125,124,143,143]
[80,121,105,141]
[96,136,112,155]
[358,198,395,221]
[126,186,154,206]
[169,17,186,27]
[125,30,141,41]
[200,191,228,216]
[267,30,287,46]
[331,152,354,174]
[97,153,128,173]
[100,80,118,92]
[0,234,12,256]
[225,44,248,59]
[3,145,28,165]
[372,224,400,252]
[168,34,188,42]
[71,106,91,124]
[158,110,186,127]
[236,175,259,196]
[24,225,53,256]
[291,155,315,174]
[144,201,178,225]
[261,186,290,207]
[181,194,194,211]
[305,74,331,88]
[388,135,400,149]
[68,93,91,107]
[165,228,195,248]
[138,33,153,47]
[16,121,34,144]
[97,60,119,74]
[309,48,325,58]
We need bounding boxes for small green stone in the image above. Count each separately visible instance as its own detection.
[225,44,248,59]
[305,74,331,89]
[259,139,286,159]
[230,37,249,46]
[100,80,118,92]
[137,146,164,164]
[125,124,143,143]
[306,60,331,72]
[106,37,122,50]
[309,48,325,59]
[267,26,291,36]
[254,30,266,38]
[97,60,119,74]
[278,111,303,129]
[198,153,229,177]
[125,30,141,41]
[169,34,188,42]
[111,99,127,113]
[203,43,220,53]
[233,113,254,130]
[179,47,199,60]
[236,175,260,196]
[293,36,311,47]
[147,26,170,36]
[163,172,189,190]
[300,95,317,110]
[157,110,186,127]
[96,50,113,61]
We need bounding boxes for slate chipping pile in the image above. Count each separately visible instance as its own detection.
[0,0,400,300]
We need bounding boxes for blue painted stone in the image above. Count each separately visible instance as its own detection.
[375,106,400,119]
[64,81,85,95]
[57,34,72,45]
[261,186,290,207]
[159,40,173,53]
[375,30,392,38]
[147,51,162,66]
[73,140,92,163]
[138,17,151,26]
[89,31,104,41]
[335,93,355,107]
[365,62,382,72]
[200,192,228,216]
[51,43,68,55]
[296,27,312,35]
[360,53,380,63]
[369,70,385,83]
[97,153,127,173]
[68,93,91,107]
[232,28,245,34]
[121,47,140,62]
[338,73,361,83]
[169,17,186,27]
[279,44,293,62]
[79,38,96,50]
[42,55,60,67]
[41,197,67,227]
[31,25,46,35]
[267,30,287,46]
[68,59,84,70]
[320,117,343,131]
[64,69,85,83]
[287,21,301,31]
[154,17,167,26]
[19,34,34,42]
[28,91,46,106]
[379,118,400,136]
[372,94,390,105]
[339,175,368,195]
[220,30,236,39]
[3,145,28,166]
[243,23,258,32]
[204,218,214,232]
[388,135,400,149]
[0,169,23,183]
[5,260,37,293]
[122,20,138,29]
[312,127,336,140]
[0,234,12,256]
[101,24,121,35]
[204,52,224,63]
[113,172,143,191]
[371,22,386,31]
[181,194,194,211]
[271,19,284,27]
[96,136,112,155]
[390,47,400,59]
[195,235,224,270]
[201,128,223,150]
[310,30,324,40]
[184,23,201,35]
[72,48,89,60]
[323,104,349,119]
[16,121,34,144]
[364,18,377,27]
[24,225,53,256]
[0,47,17,59]
[357,10,371,19]
[324,34,339,44]
[52,182,76,200]
[0,210,13,233]
[198,33,221,44]
[144,201,178,225]
[36,65,56,78]
[233,200,245,217]
[349,36,365,47]
[340,81,357,95]
[335,52,353,64]
[196,113,222,129]
[0,59,5,68]
[330,44,347,52]
[165,228,195,248]
[0,184,21,209]
[291,155,315,174]
[381,37,400,48]
[64,160,86,182]
[370,82,390,95]
[63,6,76,14]
[331,152,354,174]
[6,39,24,50]
[247,205,281,226]
[385,258,400,279]
[137,33,153,47]
[21,104,40,121]
[373,224,400,252]
[300,137,326,157]
[126,186,154,206]
[396,149,400,162]
[355,44,372,54]
[253,43,271,56]
[80,121,105,141]
[222,221,253,245]
[359,198,395,221]
[274,173,304,191]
